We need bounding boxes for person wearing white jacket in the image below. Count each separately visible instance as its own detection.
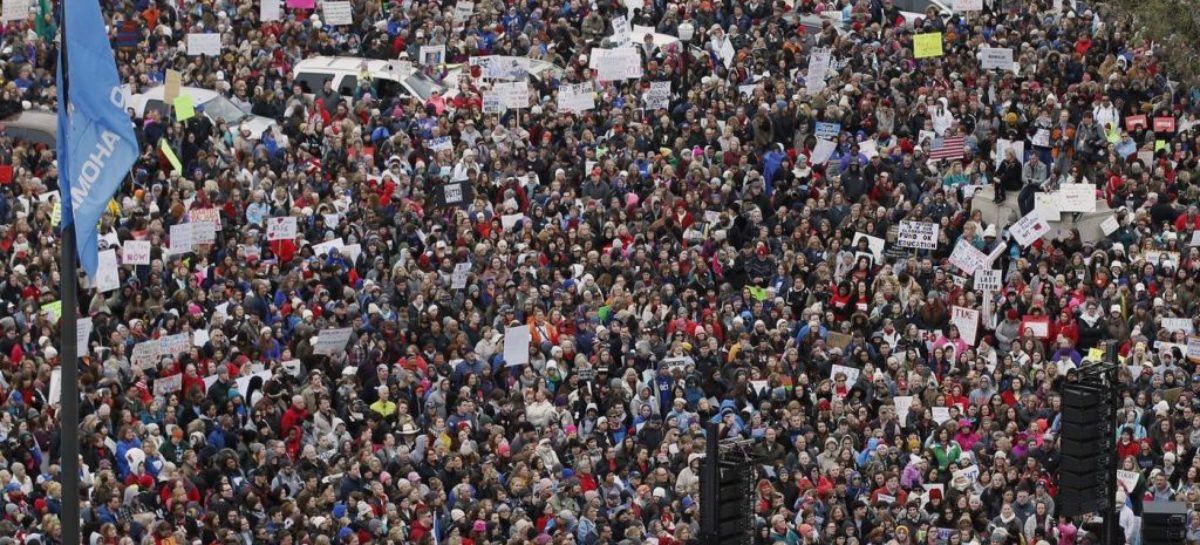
[1093,97,1120,132]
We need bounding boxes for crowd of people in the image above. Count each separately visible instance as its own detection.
[0,0,1198,544]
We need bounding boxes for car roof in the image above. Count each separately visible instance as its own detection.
[0,111,56,145]
[132,85,222,104]
[293,56,397,74]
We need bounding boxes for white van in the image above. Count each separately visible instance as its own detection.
[292,56,458,105]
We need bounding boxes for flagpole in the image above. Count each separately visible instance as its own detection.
[58,1,82,544]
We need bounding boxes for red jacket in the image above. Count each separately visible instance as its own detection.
[280,405,310,437]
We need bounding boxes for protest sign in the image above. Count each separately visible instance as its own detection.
[1059,184,1097,212]
[949,240,987,275]
[980,47,1013,70]
[96,250,120,293]
[1125,115,1148,132]
[154,374,183,396]
[913,33,943,58]
[2,0,29,22]
[503,325,531,366]
[951,306,980,345]
[419,44,446,66]
[1010,210,1052,247]
[830,364,861,386]
[427,136,453,152]
[452,263,471,289]
[169,224,195,255]
[322,1,352,24]
[78,317,93,356]
[482,92,504,114]
[1034,192,1061,222]
[1162,318,1194,335]
[131,341,162,370]
[1154,116,1176,133]
[186,33,221,56]
[953,0,982,10]
[1021,316,1050,338]
[493,82,530,109]
[1189,336,1200,363]
[453,0,474,22]
[191,208,221,230]
[644,81,671,110]
[164,70,182,103]
[811,139,837,165]
[897,220,939,250]
[313,327,353,355]
[974,269,1001,292]
[267,216,298,241]
[932,407,951,424]
[852,232,885,261]
[806,48,831,93]
[894,396,914,424]
[814,122,841,139]
[261,0,281,21]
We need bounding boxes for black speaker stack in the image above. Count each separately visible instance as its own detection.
[1058,379,1115,517]
[700,422,758,545]
[1143,502,1188,545]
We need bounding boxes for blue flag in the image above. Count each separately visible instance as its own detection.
[56,0,138,280]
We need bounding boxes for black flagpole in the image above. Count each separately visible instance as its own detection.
[58,1,82,543]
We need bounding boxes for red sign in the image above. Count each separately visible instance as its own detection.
[1154,116,1176,133]
[0,165,12,185]
[1125,115,1148,131]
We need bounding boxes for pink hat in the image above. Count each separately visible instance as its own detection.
[566,424,578,434]
[473,520,487,533]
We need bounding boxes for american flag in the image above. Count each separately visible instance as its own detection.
[928,136,966,161]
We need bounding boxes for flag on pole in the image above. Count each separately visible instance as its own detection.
[57,0,139,280]
[928,135,966,161]
[432,510,441,545]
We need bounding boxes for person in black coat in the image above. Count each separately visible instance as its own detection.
[995,149,1022,203]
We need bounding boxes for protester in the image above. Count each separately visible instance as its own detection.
[0,1,1196,545]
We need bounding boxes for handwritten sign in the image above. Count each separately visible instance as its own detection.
[153,374,183,396]
[453,0,474,22]
[169,224,195,255]
[131,341,163,370]
[949,240,988,275]
[95,250,120,293]
[1010,210,1051,247]
[644,81,671,110]
[322,1,352,25]
[260,0,281,21]
[267,216,298,241]
[2,0,29,22]
[493,82,529,109]
[427,136,453,152]
[913,33,943,58]
[313,327,353,355]
[951,306,980,345]
[1059,184,1096,213]
[830,364,861,387]
[1162,318,1194,335]
[191,208,221,230]
[952,0,982,10]
[451,262,471,289]
[186,33,221,57]
[897,220,939,250]
[932,407,951,424]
